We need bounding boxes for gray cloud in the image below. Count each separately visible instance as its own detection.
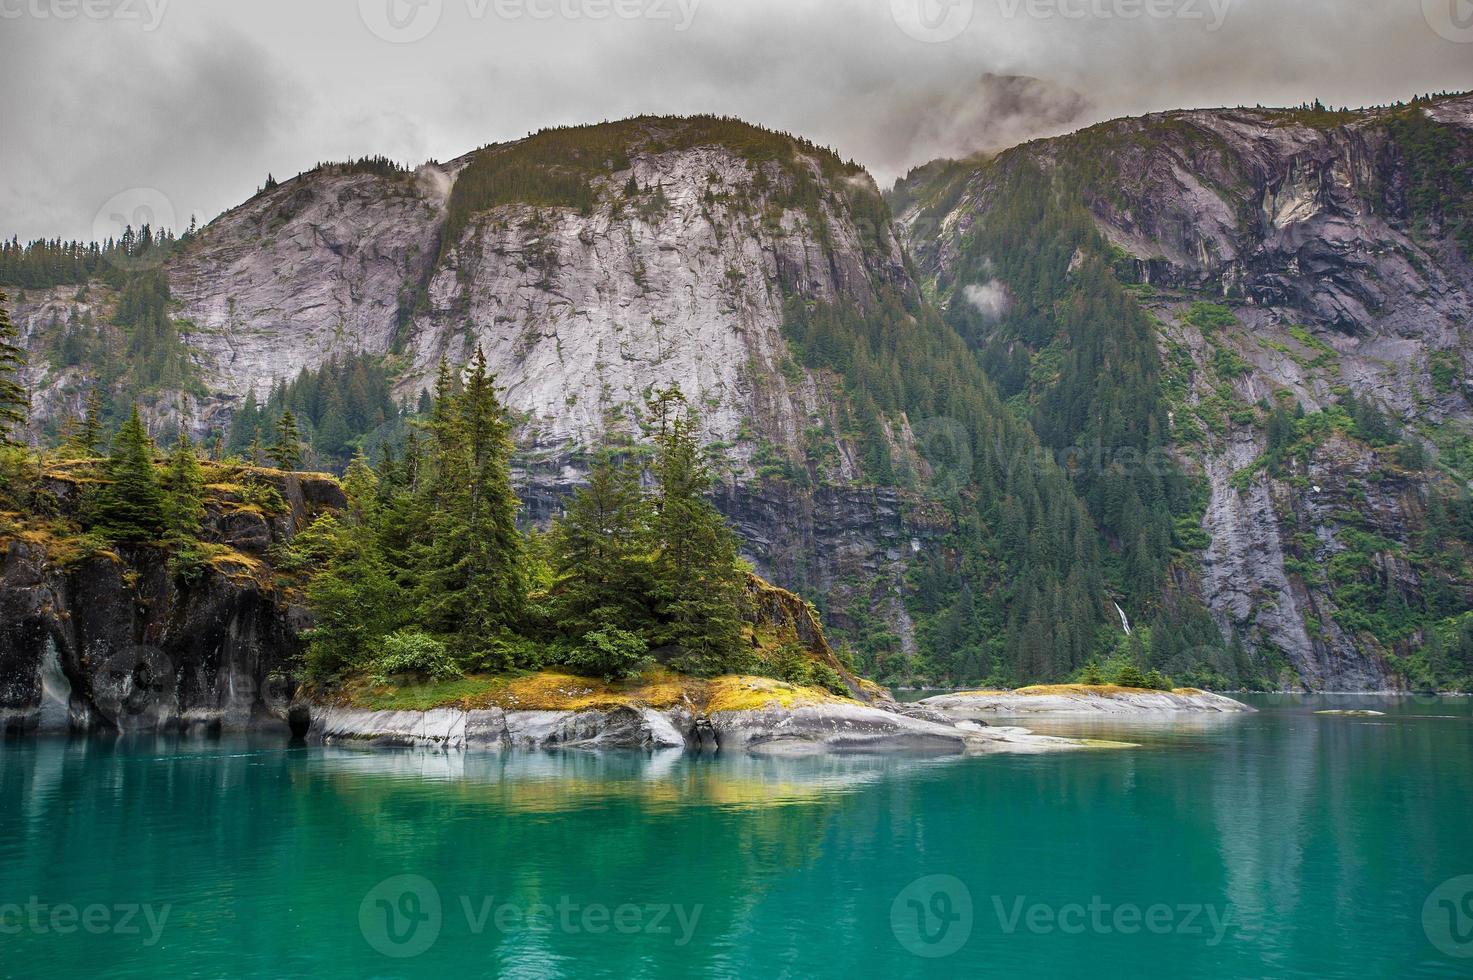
[2,0,1470,241]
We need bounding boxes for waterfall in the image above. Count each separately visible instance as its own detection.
[37,636,73,732]
[1113,602,1132,635]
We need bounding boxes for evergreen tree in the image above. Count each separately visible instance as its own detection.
[161,432,206,575]
[248,426,265,466]
[77,387,105,456]
[299,452,410,677]
[162,432,205,542]
[91,406,165,542]
[270,409,304,470]
[551,451,655,638]
[0,292,26,445]
[646,387,746,674]
[414,347,528,661]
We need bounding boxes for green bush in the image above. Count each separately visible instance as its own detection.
[1112,662,1148,689]
[1142,668,1173,691]
[371,631,460,683]
[564,626,652,681]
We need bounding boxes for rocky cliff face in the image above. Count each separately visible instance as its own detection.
[5,119,939,652]
[0,471,344,734]
[895,95,1473,690]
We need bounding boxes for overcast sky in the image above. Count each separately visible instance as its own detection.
[3,0,1471,242]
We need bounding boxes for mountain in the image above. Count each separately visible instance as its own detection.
[893,92,1473,690]
[3,117,1104,689]
[6,98,1473,691]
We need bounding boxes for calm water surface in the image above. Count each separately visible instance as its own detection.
[2,694,1471,978]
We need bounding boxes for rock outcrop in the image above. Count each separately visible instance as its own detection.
[895,94,1473,690]
[305,697,1110,756]
[0,470,340,734]
[919,686,1254,717]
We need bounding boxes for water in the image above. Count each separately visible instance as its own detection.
[2,695,1472,978]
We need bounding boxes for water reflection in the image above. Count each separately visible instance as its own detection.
[1,699,1470,978]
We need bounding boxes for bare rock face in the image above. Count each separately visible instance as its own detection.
[4,118,939,657]
[0,474,333,734]
[168,165,455,405]
[896,95,1473,691]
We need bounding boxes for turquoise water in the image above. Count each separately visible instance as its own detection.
[2,695,1472,978]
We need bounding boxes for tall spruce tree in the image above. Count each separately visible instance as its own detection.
[162,432,205,543]
[646,387,745,674]
[551,451,655,637]
[270,409,304,470]
[0,292,26,445]
[77,387,105,456]
[301,452,406,677]
[92,406,165,542]
[414,347,527,661]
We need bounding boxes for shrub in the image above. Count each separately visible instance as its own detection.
[1112,662,1148,689]
[809,661,849,697]
[564,626,651,681]
[371,631,459,683]
[239,478,288,515]
[1142,668,1173,691]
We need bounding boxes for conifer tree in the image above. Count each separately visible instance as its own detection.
[551,451,654,637]
[414,347,527,661]
[301,455,405,678]
[248,426,265,466]
[646,387,745,674]
[270,409,304,470]
[162,431,205,543]
[78,387,105,456]
[0,292,27,446]
[92,406,165,542]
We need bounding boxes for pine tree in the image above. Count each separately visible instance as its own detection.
[77,387,105,456]
[91,406,165,542]
[414,348,527,661]
[646,387,745,674]
[270,409,304,470]
[0,292,27,445]
[248,426,265,466]
[551,451,655,637]
[162,432,205,542]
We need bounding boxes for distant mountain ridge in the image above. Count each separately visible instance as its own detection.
[5,96,1473,691]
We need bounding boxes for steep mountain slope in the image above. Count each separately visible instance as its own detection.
[894,93,1473,690]
[4,117,1109,686]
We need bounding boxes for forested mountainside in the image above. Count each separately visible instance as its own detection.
[894,92,1473,691]
[5,98,1473,691]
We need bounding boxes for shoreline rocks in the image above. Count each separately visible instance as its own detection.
[919,686,1255,718]
[305,699,1126,756]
